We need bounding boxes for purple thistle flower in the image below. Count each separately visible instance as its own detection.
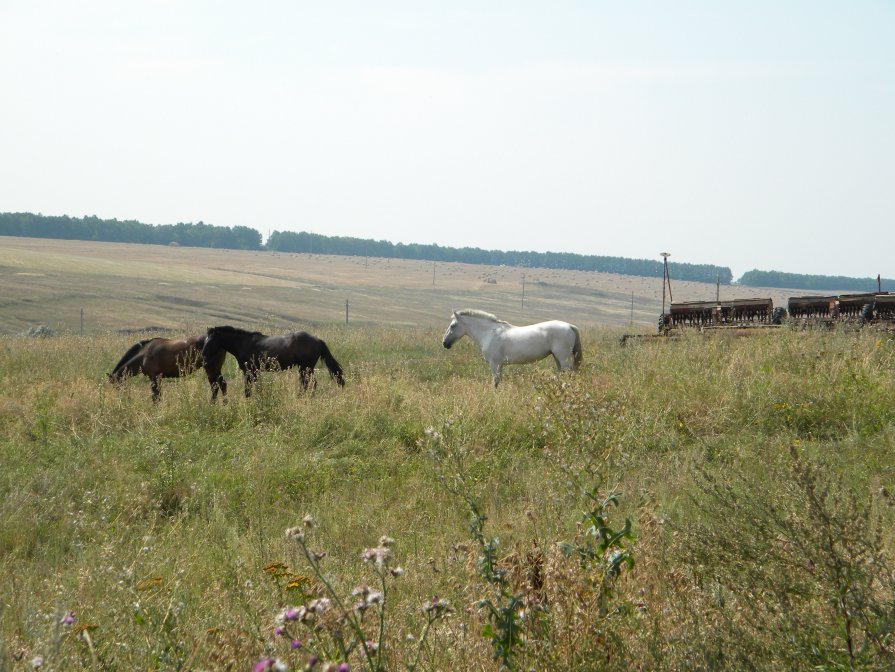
[338,663,350,672]
[290,639,302,650]
[253,657,274,672]
[306,656,319,670]
[274,626,284,637]
[61,611,76,625]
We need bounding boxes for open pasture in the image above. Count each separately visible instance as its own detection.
[0,236,803,335]
[3,322,895,670]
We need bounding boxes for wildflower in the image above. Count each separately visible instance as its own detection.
[303,514,316,528]
[306,656,319,670]
[277,606,304,623]
[253,657,275,672]
[360,545,392,567]
[311,550,327,561]
[338,664,350,672]
[253,658,287,672]
[31,656,44,669]
[291,639,302,650]
[423,596,452,616]
[365,640,379,653]
[389,566,405,577]
[286,526,305,542]
[308,597,331,614]
[274,626,285,637]
[61,610,76,625]
[378,536,395,547]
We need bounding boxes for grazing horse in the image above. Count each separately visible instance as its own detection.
[442,309,582,387]
[108,335,228,401]
[200,325,345,397]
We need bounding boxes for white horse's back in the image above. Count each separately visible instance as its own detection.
[499,321,576,364]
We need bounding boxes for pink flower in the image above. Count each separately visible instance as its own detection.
[253,658,274,672]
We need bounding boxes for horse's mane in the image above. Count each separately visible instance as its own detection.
[211,325,264,336]
[456,309,509,325]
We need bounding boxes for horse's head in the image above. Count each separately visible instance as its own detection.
[200,328,219,360]
[442,311,466,349]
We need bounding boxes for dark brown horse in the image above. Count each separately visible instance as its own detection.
[200,325,344,397]
[108,335,228,401]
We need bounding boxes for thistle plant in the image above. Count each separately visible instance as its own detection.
[424,418,527,670]
[256,516,452,672]
[558,487,635,616]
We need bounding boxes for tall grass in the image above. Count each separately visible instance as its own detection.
[1,325,894,670]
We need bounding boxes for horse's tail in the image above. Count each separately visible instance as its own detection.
[570,325,583,369]
[109,338,154,381]
[319,340,345,387]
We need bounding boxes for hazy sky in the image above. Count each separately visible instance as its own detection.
[1,1,892,280]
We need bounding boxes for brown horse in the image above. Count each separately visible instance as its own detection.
[108,334,227,401]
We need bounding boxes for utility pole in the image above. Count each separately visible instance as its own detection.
[521,273,526,309]
[661,252,672,316]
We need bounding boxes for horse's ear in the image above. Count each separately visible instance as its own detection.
[452,309,458,318]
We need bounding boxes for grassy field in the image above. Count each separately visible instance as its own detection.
[0,236,802,335]
[2,319,895,670]
[3,238,895,670]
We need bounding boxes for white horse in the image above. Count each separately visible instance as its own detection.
[441,309,583,386]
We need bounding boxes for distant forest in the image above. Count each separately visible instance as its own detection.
[738,269,893,293]
[0,212,262,250]
[5,211,883,291]
[0,211,732,283]
[265,230,733,283]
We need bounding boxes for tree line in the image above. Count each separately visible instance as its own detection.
[0,212,262,250]
[737,269,893,293]
[34,211,895,288]
[265,230,734,284]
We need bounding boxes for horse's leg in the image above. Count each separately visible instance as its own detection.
[206,370,227,401]
[489,360,502,387]
[150,375,162,402]
[242,366,257,398]
[553,349,574,371]
[298,367,314,391]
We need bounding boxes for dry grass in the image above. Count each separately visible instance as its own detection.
[0,236,801,335]
[2,324,895,670]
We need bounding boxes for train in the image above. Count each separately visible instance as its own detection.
[659,292,895,331]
